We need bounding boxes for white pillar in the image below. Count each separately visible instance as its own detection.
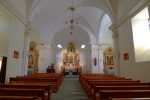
[50,45,55,64]
[80,48,86,72]
[98,46,104,73]
[22,26,30,75]
[91,44,99,73]
[111,26,120,76]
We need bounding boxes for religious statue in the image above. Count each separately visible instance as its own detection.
[94,57,97,66]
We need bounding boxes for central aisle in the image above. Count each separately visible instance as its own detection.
[52,77,88,100]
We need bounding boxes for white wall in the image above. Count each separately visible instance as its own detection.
[38,46,51,73]
[117,0,141,20]
[118,11,150,82]
[5,15,25,82]
[0,4,11,57]
[0,3,25,82]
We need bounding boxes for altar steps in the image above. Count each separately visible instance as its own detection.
[65,75,79,78]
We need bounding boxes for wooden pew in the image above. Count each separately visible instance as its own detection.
[86,81,149,95]
[98,90,150,100]
[112,98,150,100]
[80,75,128,90]
[0,84,51,100]
[85,80,140,93]
[21,73,64,87]
[9,77,58,92]
[0,96,39,100]
[0,88,45,100]
[91,85,150,100]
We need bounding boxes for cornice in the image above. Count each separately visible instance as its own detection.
[0,0,27,26]
[117,0,150,28]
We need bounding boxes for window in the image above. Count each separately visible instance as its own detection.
[131,7,150,62]
[0,56,2,71]
[57,44,62,48]
[81,44,85,49]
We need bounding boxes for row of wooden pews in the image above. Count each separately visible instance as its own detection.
[0,96,38,100]
[0,73,64,100]
[79,73,150,100]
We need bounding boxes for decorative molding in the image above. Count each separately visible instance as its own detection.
[117,0,150,28]
[0,0,27,26]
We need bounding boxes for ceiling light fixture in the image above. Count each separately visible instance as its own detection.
[65,0,78,35]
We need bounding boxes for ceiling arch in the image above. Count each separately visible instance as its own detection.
[52,25,91,50]
[28,0,115,45]
[45,21,97,44]
[29,0,114,22]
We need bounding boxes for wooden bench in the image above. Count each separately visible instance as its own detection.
[98,90,150,100]
[80,75,129,90]
[0,84,51,100]
[0,96,39,100]
[85,80,140,93]
[18,73,64,88]
[112,98,150,100]
[0,88,45,100]
[91,85,150,100]
[9,77,58,92]
[86,81,148,95]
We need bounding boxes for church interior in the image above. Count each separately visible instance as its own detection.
[0,0,150,100]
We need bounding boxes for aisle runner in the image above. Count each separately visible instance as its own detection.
[52,78,88,100]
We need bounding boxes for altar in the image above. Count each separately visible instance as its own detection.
[61,42,81,74]
[61,67,81,75]
[61,42,82,75]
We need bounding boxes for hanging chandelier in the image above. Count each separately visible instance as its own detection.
[65,0,78,35]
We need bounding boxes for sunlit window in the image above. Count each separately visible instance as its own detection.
[57,44,62,48]
[131,7,150,62]
[81,44,85,49]
[0,57,2,71]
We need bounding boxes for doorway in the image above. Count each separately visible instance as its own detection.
[0,56,7,83]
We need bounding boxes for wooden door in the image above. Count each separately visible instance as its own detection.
[0,57,7,83]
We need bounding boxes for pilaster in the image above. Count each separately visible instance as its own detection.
[111,26,120,76]
[22,22,31,75]
[90,44,104,73]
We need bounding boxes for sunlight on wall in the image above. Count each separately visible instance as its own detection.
[132,7,150,62]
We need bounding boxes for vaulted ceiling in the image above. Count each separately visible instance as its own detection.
[0,0,144,47]
[28,0,113,44]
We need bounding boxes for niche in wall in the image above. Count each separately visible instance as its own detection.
[28,41,39,74]
[103,47,115,69]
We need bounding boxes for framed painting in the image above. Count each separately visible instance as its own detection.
[13,51,19,59]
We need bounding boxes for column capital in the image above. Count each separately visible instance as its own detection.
[110,24,119,39]
[112,32,118,38]
[24,21,31,36]
[91,44,100,51]
[24,27,29,36]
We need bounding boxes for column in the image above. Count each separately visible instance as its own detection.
[22,25,30,75]
[111,26,120,76]
[98,45,104,73]
[80,48,86,73]
[50,45,55,65]
[91,44,99,73]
